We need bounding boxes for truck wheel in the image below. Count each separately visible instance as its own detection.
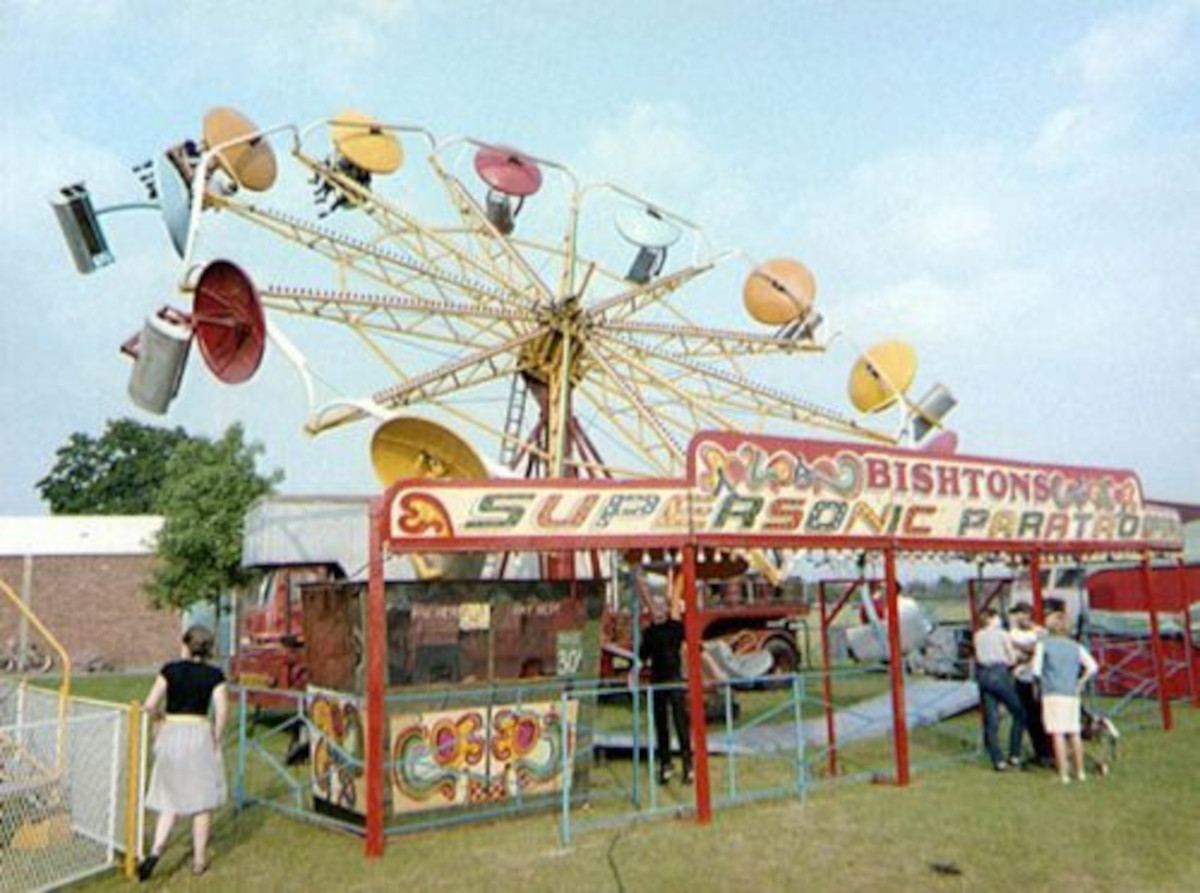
[765,638,800,677]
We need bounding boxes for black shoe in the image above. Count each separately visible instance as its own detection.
[137,854,160,883]
[658,766,674,785]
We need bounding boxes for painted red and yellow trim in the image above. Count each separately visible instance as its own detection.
[381,434,1184,556]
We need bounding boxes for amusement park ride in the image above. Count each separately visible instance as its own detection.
[52,105,965,698]
[51,106,958,525]
[48,107,1192,859]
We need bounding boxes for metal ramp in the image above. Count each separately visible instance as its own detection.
[595,679,979,756]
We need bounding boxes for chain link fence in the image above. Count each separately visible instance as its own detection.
[1,683,144,891]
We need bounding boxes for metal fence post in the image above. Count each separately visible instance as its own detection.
[792,673,806,801]
[559,689,572,846]
[235,686,247,810]
[124,701,142,879]
[137,709,149,861]
[295,691,306,811]
[647,686,658,812]
[723,681,736,801]
[631,577,642,810]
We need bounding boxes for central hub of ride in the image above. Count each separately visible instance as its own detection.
[520,294,589,389]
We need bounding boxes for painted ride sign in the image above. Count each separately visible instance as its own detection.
[382,434,1183,554]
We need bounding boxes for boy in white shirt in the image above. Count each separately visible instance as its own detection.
[1008,604,1051,766]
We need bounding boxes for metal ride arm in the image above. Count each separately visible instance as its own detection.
[431,165,559,307]
[207,196,515,307]
[579,339,740,474]
[585,264,716,326]
[149,108,923,482]
[289,133,551,308]
[254,284,538,351]
[598,330,898,445]
[587,335,744,433]
[0,576,72,771]
[572,179,714,289]
[584,343,685,469]
[180,121,299,271]
[365,329,542,414]
[266,311,525,452]
[434,136,580,302]
[303,331,535,435]
[601,318,823,358]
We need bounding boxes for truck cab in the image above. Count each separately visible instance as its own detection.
[1010,566,1088,634]
[232,564,341,695]
[599,572,810,681]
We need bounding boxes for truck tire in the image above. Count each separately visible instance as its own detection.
[765,637,800,677]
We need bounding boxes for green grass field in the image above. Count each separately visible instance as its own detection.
[36,674,1200,892]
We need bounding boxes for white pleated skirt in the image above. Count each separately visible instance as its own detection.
[1042,694,1082,735]
[146,717,228,815]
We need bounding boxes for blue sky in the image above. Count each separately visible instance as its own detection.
[2,0,1198,514]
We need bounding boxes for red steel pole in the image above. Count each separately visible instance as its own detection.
[1179,559,1200,708]
[365,499,387,857]
[883,548,909,786]
[967,574,988,746]
[1141,554,1173,732]
[682,545,712,823]
[818,585,837,776]
[1029,551,1044,625]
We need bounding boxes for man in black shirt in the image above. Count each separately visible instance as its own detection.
[639,585,693,785]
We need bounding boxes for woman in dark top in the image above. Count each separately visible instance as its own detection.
[138,625,228,880]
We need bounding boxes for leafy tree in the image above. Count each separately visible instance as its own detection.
[935,575,962,599]
[36,418,189,514]
[147,424,282,610]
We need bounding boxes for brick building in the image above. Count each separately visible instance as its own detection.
[0,516,181,671]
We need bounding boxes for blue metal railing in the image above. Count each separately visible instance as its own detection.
[232,662,1017,845]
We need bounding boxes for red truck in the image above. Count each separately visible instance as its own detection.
[598,572,811,681]
[232,564,340,695]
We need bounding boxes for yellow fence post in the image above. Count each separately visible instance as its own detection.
[124,701,143,879]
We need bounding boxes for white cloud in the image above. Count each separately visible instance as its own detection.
[1029,103,1130,167]
[804,147,1020,293]
[785,34,1200,482]
[582,101,707,189]
[354,0,413,24]
[1061,1,1198,93]
[578,101,752,244]
[8,0,127,29]
[1033,2,1199,166]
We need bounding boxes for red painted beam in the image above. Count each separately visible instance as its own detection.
[884,548,910,786]
[365,499,386,857]
[1142,555,1174,732]
[682,547,712,823]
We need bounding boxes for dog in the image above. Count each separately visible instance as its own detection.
[1080,708,1119,776]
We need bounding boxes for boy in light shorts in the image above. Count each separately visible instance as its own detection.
[1032,612,1098,783]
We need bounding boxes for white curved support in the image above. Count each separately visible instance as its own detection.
[264,320,316,413]
[306,398,390,436]
[181,121,299,272]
